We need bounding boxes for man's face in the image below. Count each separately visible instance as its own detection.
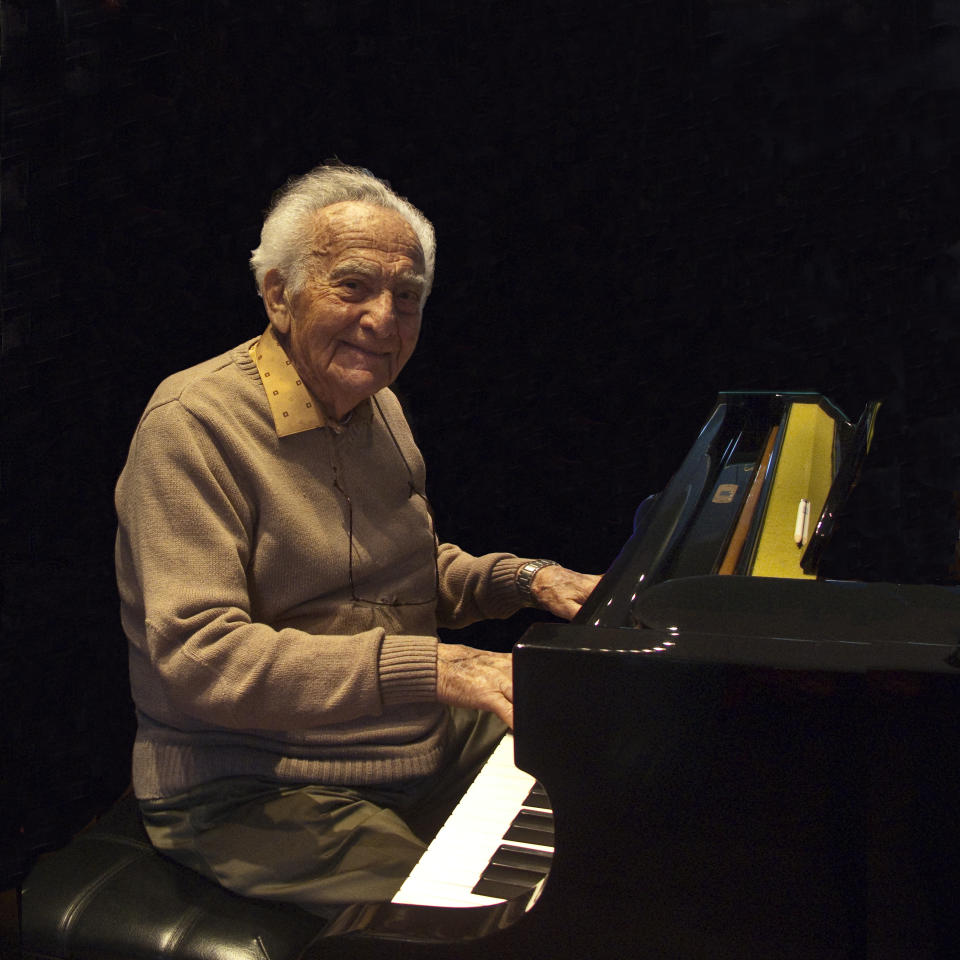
[264,201,426,420]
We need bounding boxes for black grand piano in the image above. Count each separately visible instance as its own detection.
[312,392,960,960]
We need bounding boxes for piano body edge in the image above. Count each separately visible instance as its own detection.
[320,891,536,945]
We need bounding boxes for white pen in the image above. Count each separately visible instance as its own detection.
[794,498,811,547]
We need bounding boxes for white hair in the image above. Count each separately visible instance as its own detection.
[249,163,436,299]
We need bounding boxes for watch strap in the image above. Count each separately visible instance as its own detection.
[516,559,560,605]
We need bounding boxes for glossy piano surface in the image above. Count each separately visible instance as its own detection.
[513,612,960,959]
[311,606,960,959]
[306,394,960,959]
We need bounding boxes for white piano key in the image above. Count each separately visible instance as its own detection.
[390,875,504,908]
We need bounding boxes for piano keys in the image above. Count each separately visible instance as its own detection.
[391,733,554,908]
[315,392,960,960]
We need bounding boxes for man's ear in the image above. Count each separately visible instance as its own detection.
[262,269,292,335]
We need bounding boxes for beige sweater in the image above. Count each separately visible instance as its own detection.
[115,339,528,799]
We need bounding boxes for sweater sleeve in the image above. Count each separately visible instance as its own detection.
[434,543,529,628]
[116,398,437,734]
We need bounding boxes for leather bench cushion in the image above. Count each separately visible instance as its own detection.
[19,793,329,960]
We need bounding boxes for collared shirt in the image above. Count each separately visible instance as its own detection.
[249,325,368,437]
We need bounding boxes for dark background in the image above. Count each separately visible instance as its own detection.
[2,0,959,890]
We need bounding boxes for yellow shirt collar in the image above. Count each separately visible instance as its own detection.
[249,325,369,437]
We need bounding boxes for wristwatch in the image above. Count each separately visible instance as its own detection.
[516,559,559,605]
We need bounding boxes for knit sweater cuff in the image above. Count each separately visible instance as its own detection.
[487,556,531,617]
[379,635,439,706]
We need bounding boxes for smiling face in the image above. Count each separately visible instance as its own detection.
[262,201,427,420]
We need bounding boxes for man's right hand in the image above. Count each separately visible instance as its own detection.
[436,643,514,728]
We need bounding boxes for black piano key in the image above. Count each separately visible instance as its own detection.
[471,864,543,898]
[489,844,552,876]
[522,783,552,810]
[472,876,538,900]
[503,808,555,847]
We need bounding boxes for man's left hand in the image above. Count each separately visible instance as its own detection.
[528,565,601,620]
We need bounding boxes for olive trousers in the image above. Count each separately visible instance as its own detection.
[139,708,508,915]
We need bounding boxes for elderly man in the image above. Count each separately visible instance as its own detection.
[114,163,598,913]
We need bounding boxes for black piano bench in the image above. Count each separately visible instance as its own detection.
[18,793,330,960]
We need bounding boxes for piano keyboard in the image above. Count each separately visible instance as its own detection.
[392,732,555,908]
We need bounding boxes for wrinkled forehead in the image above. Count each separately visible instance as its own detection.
[311,201,425,272]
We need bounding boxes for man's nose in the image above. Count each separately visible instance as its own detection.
[361,291,398,336]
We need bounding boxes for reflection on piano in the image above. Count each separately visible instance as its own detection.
[311,393,960,960]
